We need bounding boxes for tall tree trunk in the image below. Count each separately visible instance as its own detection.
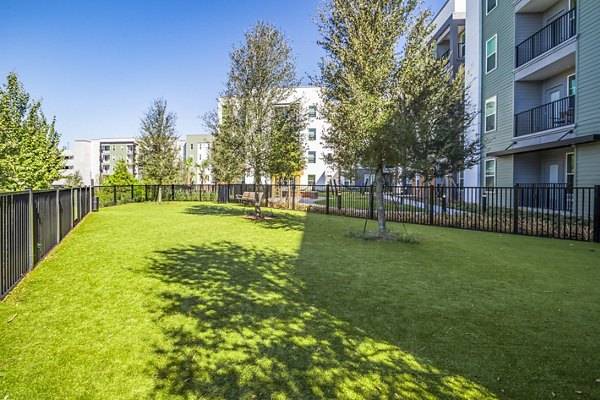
[157,184,162,204]
[375,166,386,236]
[254,175,262,218]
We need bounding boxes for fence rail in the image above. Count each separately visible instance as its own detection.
[93,183,600,243]
[0,187,92,300]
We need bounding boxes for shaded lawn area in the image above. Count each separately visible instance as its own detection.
[0,202,599,399]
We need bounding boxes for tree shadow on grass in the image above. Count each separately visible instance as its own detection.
[145,242,497,399]
[184,204,306,232]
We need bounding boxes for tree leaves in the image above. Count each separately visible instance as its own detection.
[0,73,64,190]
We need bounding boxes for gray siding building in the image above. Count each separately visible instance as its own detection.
[480,0,600,188]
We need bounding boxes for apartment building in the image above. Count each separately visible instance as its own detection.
[480,0,600,188]
[185,134,213,184]
[99,139,137,178]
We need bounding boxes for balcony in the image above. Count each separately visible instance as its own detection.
[516,9,576,68]
[515,95,574,137]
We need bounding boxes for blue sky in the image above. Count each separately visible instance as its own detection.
[1,0,446,147]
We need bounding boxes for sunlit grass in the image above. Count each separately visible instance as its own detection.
[0,202,599,399]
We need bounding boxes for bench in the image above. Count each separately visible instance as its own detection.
[235,191,264,205]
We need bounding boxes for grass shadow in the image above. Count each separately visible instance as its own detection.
[184,204,306,232]
[145,241,497,399]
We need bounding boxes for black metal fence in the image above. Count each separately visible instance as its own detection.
[0,187,93,300]
[516,8,576,67]
[93,183,600,243]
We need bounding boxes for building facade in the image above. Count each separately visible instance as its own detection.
[185,134,214,184]
[480,0,600,188]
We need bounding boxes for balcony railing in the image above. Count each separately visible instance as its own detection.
[516,8,576,67]
[457,42,465,58]
[515,95,575,137]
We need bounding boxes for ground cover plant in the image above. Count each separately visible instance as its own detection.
[0,202,599,399]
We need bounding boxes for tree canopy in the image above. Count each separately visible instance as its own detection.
[137,98,180,202]
[0,72,64,190]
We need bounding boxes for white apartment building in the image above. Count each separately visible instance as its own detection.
[184,134,213,184]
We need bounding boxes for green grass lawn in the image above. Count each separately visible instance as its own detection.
[1,202,599,399]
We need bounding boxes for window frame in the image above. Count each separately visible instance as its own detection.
[307,151,317,164]
[484,96,497,133]
[308,105,317,118]
[484,159,496,188]
[486,35,498,74]
[486,0,498,15]
[308,128,317,141]
[566,152,575,186]
[307,174,316,186]
[567,73,576,96]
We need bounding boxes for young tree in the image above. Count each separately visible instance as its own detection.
[105,159,138,186]
[137,98,180,203]
[0,72,64,190]
[64,170,84,187]
[267,104,307,186]
[318,0,417,236]
[397,19,479,184]
[219,21,299,218]
[205,109,245,184]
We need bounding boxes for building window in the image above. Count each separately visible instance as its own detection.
[307,174,316,186]
[308,128,317,141]
[190,143,194,150]
[568,74,576,96]
[101,145,110,152]
[486,35,497,73]
[485,96,497,132]
[486,0,497,14]
[103,155,110,162]
[112,145,116,151]
[458,170,465,188]
[485,159,496,188]
[566,152,575,187]
[308,105,317,118]
[308,151,316,164]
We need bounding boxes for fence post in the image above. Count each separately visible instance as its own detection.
[326,184,330,215]
[593,185,600,243]
[292,183,296,210]
[70,188,74,229]
[513,184,520,235]
[26,187,34,271]
[113,186,117,206]
[56,188,61,243]
[171,184,175,201]
[429,184,435,225]
[145,185,148,202]
[369,185,375,220]
[131,184,134,202]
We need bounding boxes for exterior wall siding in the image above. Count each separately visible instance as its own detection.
[575,1,600,137]
[576,142,600,187]
[480,0,515,186]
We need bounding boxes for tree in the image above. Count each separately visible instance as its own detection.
[267,104,307,185]
[137,98,180,203]
[205,109,245,184]
[397,19,479,184]
[317,0,417,236]
[64,171,84,187]
[0,72,64,190]
[105,159,138,186]
[218,21,299,218]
